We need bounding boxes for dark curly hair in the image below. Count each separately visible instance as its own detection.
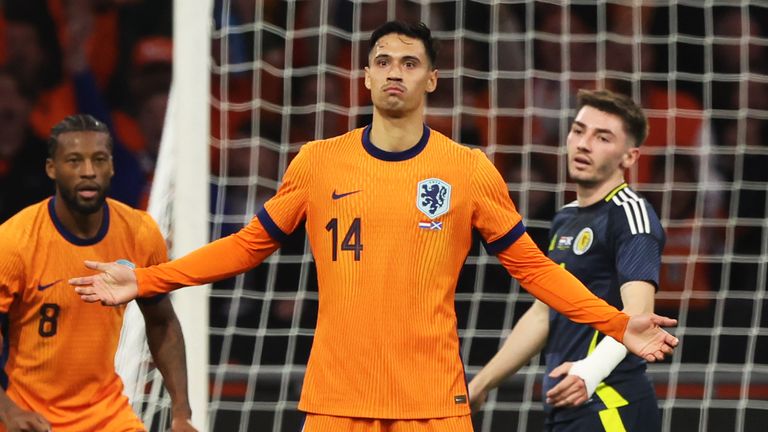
[48,114,112,158]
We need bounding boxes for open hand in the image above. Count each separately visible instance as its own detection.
[69,260,139,306]
[623,313,678,362]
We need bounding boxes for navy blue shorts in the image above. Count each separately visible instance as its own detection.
[545,397,661,432]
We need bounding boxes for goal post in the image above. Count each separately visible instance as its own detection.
[170,0,212,429]
[114,1,212,428]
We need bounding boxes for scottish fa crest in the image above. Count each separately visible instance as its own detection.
[573,227,594,255]
[417,178,451,219]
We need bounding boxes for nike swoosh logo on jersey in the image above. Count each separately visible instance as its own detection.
[332,189,362,200]
[37,280,62,291]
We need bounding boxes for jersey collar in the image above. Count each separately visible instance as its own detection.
[362,123,430,161]
[48,196,110,246]
[577,182,629,212]
[603,182,629,202]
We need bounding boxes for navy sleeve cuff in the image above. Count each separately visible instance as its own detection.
[483,221,526,255]
[257,207,289,243]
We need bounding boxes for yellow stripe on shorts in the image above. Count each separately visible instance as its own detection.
[586,330,629,431]
[598,407,628,432]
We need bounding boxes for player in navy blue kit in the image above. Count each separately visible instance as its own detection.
[469,88,665,431]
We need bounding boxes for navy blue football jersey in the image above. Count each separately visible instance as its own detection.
[542,183,665,422]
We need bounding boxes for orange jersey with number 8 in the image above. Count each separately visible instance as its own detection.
[0,198,167,431]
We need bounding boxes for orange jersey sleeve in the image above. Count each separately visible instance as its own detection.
[0,233,24,314]
[261,143,311,235]
[134,147,312,296]
[470,148,524,245]
[497,232,629,341]
[469,154,629,341]
[136,217,280,297]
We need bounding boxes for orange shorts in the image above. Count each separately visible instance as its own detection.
[302,413,473,432]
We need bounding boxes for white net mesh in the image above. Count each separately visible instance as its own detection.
[115,85,178,430]
[202,1,768,431]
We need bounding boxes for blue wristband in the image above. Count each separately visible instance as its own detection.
[115,259,136,269]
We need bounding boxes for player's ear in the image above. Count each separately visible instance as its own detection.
[45,158,56,180]
[425,68,438,94]
[364,66,372,90]
[621,146,640,169]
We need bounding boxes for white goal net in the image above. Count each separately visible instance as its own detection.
[139,1,768,431]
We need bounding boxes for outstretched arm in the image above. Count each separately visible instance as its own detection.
[138,297,198,432]
[469,300,550,413]
[70,217,280,305]
[497,233,677,361]
[622,312,677,361]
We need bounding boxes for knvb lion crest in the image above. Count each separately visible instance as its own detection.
[417,178,451,219]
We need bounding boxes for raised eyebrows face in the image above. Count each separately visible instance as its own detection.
[46,131,114,215]
[364,33,437,118]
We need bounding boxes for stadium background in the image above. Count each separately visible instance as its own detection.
[1,1,766,432]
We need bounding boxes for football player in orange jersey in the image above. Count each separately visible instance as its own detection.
[0,115,196,431]
[71,22,677,432]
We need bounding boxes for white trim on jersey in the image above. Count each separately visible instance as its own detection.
[619,200,638,234]
[638,197,651,233]
[623,188,652,233]
[612,190,651,234]
[634,194,651,233]
[562,200,580,209]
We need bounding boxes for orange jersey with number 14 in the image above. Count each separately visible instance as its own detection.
[136,125,629,419]
[0,198,167,432]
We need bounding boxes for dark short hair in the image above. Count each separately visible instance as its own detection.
[369,21,439,69]
[576,89,649,147]
[48,114,112,157]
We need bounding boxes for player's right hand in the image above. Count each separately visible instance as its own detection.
[1,406,51,432]
[545,362,589,407]
[69,260,139,306]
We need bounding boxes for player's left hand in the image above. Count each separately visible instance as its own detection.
[545,362,589,407]
[623,313,678,362]
[170,417,198,432]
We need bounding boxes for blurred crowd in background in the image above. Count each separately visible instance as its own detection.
[0,0,171,219]
[2,1,767,369]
